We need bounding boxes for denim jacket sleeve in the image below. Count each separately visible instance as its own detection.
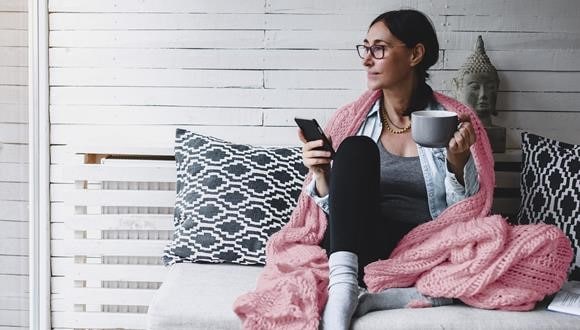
[443,153,479,206]
[306,174,330,214]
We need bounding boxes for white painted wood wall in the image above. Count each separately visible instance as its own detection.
[0,0,30,329]
[48,0,580,329]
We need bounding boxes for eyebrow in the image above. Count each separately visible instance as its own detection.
[363,39,389,45]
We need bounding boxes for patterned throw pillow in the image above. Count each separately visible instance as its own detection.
[516,132,580,277]
[163,129,308,266]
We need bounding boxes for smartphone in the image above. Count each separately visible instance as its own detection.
[294,118,335,157]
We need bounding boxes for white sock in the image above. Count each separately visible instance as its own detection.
[321,251,359,330]
[355,287,453,317]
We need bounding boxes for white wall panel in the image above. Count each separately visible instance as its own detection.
[48,1,580,329]
[0,2,28,327]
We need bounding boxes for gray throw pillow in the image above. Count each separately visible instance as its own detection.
[163,129,308,265]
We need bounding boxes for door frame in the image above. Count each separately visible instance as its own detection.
[28,0,51,329]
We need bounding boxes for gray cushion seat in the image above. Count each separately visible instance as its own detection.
[147,263,580,330]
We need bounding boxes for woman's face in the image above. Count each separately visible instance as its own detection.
[362,22,416,90]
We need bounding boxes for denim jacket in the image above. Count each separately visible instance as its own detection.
[307,98,479,219]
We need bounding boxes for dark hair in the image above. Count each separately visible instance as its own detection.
[370,9,439,83]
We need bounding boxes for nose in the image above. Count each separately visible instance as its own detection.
[362,51,373,67]
[478,86,488,100]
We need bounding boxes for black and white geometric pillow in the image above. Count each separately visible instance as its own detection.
[163,129,308,266]
[516,132,580,277]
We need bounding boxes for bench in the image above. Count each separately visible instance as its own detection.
[53,147,578,329]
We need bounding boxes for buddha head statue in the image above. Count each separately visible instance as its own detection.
[452,36,500,127]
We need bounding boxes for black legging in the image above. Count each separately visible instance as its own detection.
[321,136,417,285]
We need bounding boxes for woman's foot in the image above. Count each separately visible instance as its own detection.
[355,287,453,317]
[321,251,359,330]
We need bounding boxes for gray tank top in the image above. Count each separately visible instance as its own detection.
[378,141,432,224]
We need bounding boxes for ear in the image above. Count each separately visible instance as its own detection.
[409,43,425,67]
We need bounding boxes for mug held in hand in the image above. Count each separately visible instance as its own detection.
[411,111,459,148]
[294,118,335,157]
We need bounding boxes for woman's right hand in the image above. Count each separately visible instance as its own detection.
[298,129,332,196]
[298,129,332,175]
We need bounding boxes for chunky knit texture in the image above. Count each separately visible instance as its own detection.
[233,90,573,329]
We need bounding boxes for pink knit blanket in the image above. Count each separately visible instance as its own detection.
[233,90,573,329]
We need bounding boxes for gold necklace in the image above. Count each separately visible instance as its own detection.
[380,101,411,134]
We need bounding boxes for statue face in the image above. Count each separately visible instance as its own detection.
[459,72,498,119]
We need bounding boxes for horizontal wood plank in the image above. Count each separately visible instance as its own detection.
[46,12,441,31]
[51,259,167,282]
[266,30,580,50]
[51,164,175,183]
[49,105,263,125]
[49,0,264,13]
[446,15,580,33]
[49,48,362,70]
[0,256,28,275]
[267,0,580,16]
[51,124,303,148]
[0,13,26,30]
[51,239,168,257]
[0,310,28,327]
[62,214,173,231]
[64,189,176,207]
[496,111,580,132]
[0,30,27,47]
[0,221,28,239]
[0,296,28,311]
[49,68,263,88]
[49,13,266,30]
[445,49,580,71]
[0,67,27,86]
[49,86,363,108]
[0,104,28,123]
[0,239,28,256]
[51,311,146,329]
[0,146,28,166]
[0,183,27,201]
[0,163,28,182]
[0,123,27,143]
[0,275,28,296]
[265,70,580,92]
[0,0,26,12]
[0,87,28,105]
[50,30,264,48]
[0,47,27,67]
[0,201,28,222]
[64,287,156,306]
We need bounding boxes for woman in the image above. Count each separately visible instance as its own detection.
[298,10,479,329]
[235,9,570,330]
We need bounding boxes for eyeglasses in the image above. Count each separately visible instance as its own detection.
[356,44,385,59]
[356,44,407,59]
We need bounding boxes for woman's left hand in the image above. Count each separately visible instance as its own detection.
[448,115,476,155]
